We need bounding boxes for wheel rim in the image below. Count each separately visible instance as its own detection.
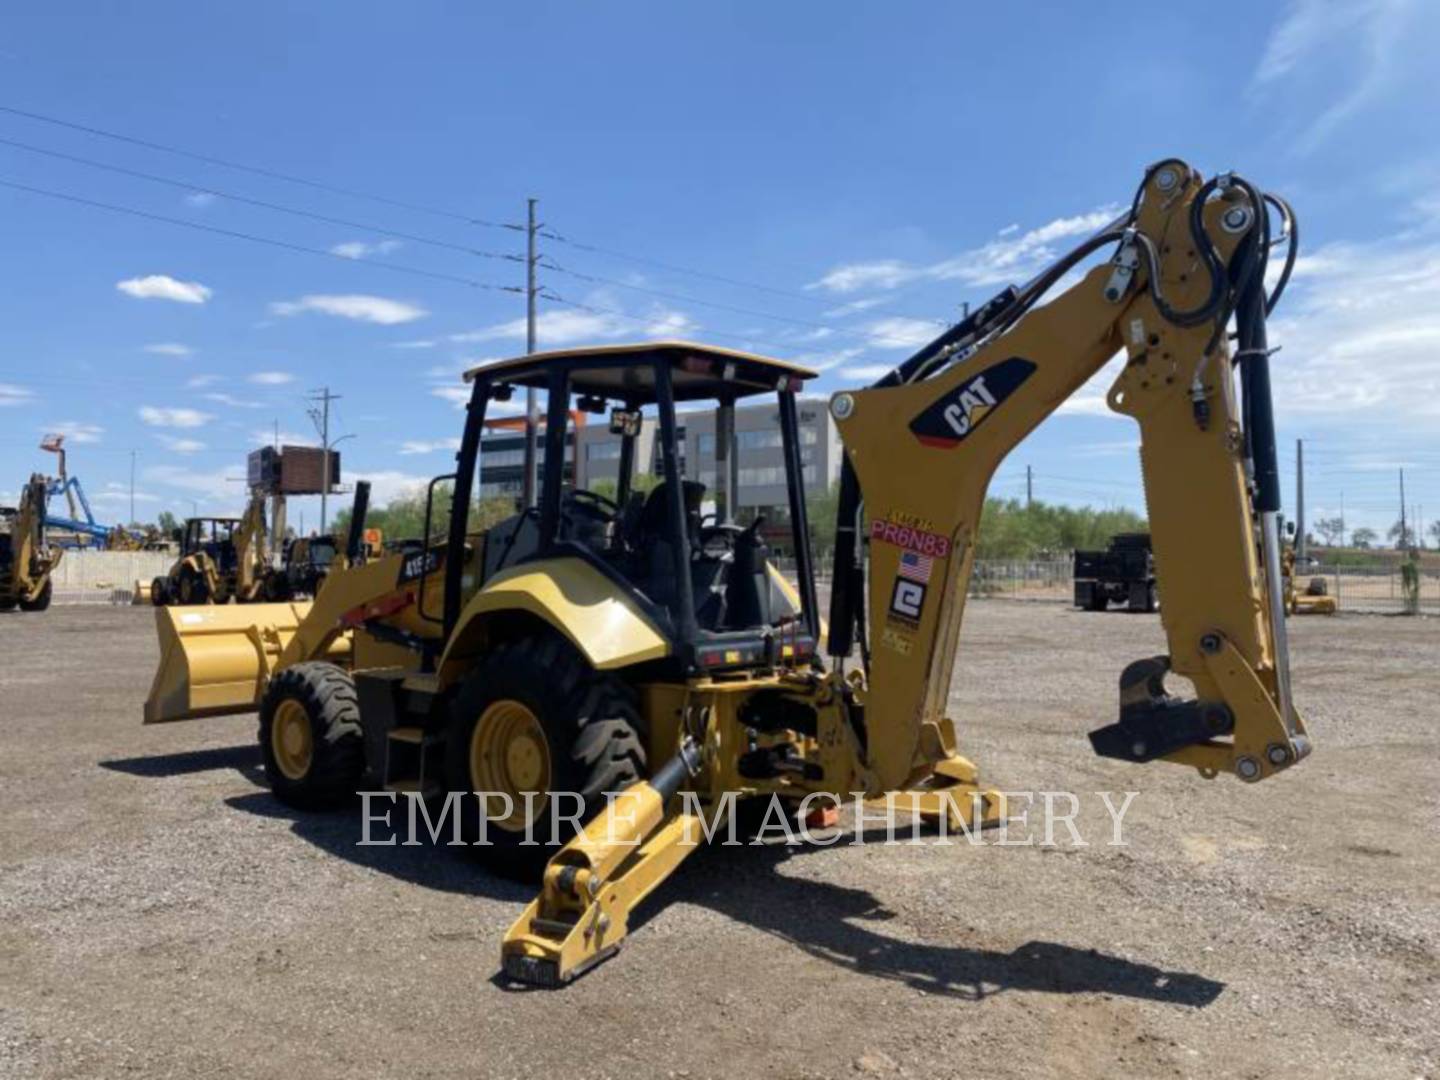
[271,698,314,780]
[469,699,550,832]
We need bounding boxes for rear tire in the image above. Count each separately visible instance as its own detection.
[19,579,52,612]
[444,635,646,880]
[1087,591,1108,611]
[151,576,169,606]
[258,662,366,809]
[0,595,16,612]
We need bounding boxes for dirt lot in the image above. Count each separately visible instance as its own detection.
[1,603,1436,1079]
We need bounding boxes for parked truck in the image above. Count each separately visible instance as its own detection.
[1073,532,1155,612]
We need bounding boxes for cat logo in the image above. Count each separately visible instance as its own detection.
[909,356,1037,449]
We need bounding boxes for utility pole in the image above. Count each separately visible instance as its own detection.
[1398,468,1408,551]
[1295,439,1305,560]
[1026,465,1033,508]
[1340,491,1346,547]
[522,197,540,508]
[308,387,341,533]
[129,450,136,525]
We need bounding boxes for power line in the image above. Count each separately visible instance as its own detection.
[538,291,797,357]
[541,259,895,340]
[0,134,524,262]
[0,177,524,293]
[0,102,945,331]
[0,103,522,231]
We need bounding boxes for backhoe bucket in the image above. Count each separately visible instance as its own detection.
[143,602,344,724]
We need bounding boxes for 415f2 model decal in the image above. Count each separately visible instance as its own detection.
[909,356,1037,449]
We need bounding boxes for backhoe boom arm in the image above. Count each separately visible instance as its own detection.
[828,159,1308,791]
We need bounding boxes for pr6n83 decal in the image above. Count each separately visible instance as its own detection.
[909,356,1037,449]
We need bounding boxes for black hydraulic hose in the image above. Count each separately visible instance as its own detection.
[824,221,1130,663]
[1227,179,1282,514]
[1263,192,1297,315]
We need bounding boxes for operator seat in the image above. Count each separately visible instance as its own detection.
[634,481,726,627]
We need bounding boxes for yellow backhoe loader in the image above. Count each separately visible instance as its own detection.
[149,493,268,606]
[144,159,1311,987]
[1,473,62,612]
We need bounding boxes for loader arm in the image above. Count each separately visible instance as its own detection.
[829,160,1307,790]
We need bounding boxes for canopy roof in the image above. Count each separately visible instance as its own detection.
[463,340,816,403]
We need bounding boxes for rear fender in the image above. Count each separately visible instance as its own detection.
[438,558,670,689]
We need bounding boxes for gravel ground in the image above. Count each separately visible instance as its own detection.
[1,603,1436,1079]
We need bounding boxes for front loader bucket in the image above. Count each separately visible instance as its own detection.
[143,602,340,724]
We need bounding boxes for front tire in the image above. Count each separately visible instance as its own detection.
[258,662,366,809]
[444,635,646,879]
[177,566,210,605]
[151,576,169,606]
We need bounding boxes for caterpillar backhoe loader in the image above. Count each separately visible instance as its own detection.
[1,473,61,612]
[143,158,1310,987]
[149,493,268,606]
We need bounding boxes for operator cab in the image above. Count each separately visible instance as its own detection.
[182,517,241,572]
[439,342,823,672]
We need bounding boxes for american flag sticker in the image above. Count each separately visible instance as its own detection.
[899,551,933,583]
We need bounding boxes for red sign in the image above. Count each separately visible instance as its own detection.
[870,519,951,559]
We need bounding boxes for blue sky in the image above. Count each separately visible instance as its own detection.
[2,1,1439,541]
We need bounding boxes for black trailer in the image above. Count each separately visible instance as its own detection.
[1073,532,1155,612]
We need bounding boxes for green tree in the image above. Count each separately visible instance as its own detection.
[1351,526,1377,549]
[332,485,518,547]
[156,510,178,535]
[1314,516,1345,547]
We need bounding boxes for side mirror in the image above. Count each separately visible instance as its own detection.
[609,408,641,437]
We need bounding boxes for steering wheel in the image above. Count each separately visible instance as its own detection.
[697,516,765,558]
[562,488,619,520]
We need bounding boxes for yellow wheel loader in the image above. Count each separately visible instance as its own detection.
[0,474,62,612]
[144,159,1312,987]
[151,494,268,607]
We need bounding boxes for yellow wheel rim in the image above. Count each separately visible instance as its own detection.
[271,698,314,781]
[469,700,550,832]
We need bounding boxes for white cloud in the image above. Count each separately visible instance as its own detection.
[1252,0,1419,151]
[185,192,216,208]
[837,363,895,383]
[139,406,213,429]
[156,435,206,453]
[0,383,34,407]
[144,343,193,357]
[431,385,472,407]
[186,373,222,388]
[270,294,426,325]
[811,206,1121,294]
[822,296,887,318]
[201,392,262,409]
[451,302,695,348]
[392,339,438,349]
[93,485,160,505]
[44,420,103,444]
[863,317,937,350]
[144,463,246,498]
[248,371,294,385]
[792,346,864,373]
[331,239,402,260]
[1266,221,1440,420]
[399,438,462,455]
[117,274,212,304]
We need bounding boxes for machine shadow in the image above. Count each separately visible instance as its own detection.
[223,790,534,905]
[100,746,1222,1004]
[636,838,1224,1008]
[100,743,263,782]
